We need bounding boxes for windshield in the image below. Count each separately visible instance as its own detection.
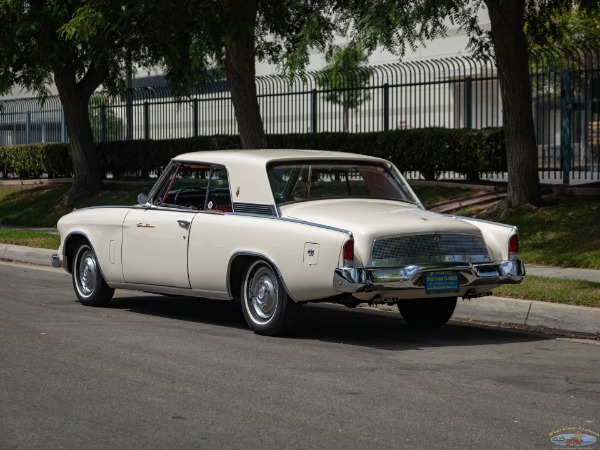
[267,161,418,205]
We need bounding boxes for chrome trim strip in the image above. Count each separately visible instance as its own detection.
[450,214,518,231]
[69,205,136,212]
[108,282,232,300]
[227,213,351,235]
[334,260,525,293]
[76,205,351,235]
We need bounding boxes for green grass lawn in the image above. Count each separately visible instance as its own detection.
[494,275,600,307]
[0,228,60,249]
[0,183,153,228]
[456,196,600,270]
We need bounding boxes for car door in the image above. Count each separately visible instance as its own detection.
[122,208,195,288]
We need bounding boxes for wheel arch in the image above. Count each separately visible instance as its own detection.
[227,251,297,302]
[63,232,93,273]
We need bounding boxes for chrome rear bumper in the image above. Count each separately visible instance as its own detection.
[334,260,525,297]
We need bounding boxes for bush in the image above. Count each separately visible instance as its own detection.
[0,143,71,178]
[268,128,506,179]
[0,128,506,180]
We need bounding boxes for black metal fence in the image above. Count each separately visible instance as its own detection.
[1,45,598,182]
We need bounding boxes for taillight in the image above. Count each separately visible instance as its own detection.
[343,240,354,266]
[509,234,519,260]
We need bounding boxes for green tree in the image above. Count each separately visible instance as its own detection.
[338,0,598,208]
[316,44,373,132]
[0,0,165,202]
[155,0,341,149]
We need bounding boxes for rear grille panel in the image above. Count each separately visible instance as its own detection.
[371,234,491,267]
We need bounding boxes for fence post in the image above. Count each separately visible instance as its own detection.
[560,69,573,185]
[311,89,317,133]
[100,105,107,142]
[383,83,389,131]
[125,90,133,141]
[193,99,199,137]
[25,111,31,144]
[61,110,67,142]
[143,102,150,140]
[465,77,472,129]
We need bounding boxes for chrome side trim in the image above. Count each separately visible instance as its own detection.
[108,282,232,300]
[451,214,518,231]
[334,260,525,293]
[227,213,352,235]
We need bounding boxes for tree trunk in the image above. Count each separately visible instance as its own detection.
[485,0,542,207]
[221,0,267,149]
[54,64,105,203]
[343,104,349,132]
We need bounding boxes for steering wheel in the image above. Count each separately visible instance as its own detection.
[174,187,205,206]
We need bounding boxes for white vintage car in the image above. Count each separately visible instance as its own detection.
[53,149,525,335]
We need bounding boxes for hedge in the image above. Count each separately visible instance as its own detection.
[0,143,72,179]
[0,128,506,181]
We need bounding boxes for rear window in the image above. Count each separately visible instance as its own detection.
[267,161,416,205]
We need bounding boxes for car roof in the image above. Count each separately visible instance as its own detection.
[171,149,390,208]
[173,149,384,167]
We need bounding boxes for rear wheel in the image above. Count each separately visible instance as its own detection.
[241,260,300,336]
[72,242,114,307]
[398,297,457,327]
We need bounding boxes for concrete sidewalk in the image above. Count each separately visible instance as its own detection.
[526,264,600,283]
[1,242,598,338]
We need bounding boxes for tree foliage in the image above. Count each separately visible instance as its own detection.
[316,44,373,132]
[336,0,598,207]
[152,0,343,148]
[0,0,163,201]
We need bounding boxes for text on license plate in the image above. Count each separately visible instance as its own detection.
[425,272,459,294]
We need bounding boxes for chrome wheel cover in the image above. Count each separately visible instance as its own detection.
[247,266,278,321]
[76,247,98,298]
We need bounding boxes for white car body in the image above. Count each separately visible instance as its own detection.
[53,149,525,334]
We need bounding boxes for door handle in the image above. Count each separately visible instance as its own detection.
[177,220,191,229]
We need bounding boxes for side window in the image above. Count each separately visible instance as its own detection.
[205,168,233,212]
[156,164,210,209]
[153,163,232,212]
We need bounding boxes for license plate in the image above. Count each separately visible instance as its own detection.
[425,272,459,294]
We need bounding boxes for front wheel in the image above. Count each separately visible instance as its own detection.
[72,242,115,307]
[398,297,457,327]
[241,260,300,336]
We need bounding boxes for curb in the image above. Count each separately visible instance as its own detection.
[0,243,56,267]
[454,296,600,336]
[1,243,598,338]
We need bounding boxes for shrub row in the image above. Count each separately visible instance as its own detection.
[0,143,72,179]
[0,128,506,180]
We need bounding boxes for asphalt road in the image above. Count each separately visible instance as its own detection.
[1,261,598,449]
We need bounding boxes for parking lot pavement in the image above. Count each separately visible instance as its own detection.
[1,242,599,337]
